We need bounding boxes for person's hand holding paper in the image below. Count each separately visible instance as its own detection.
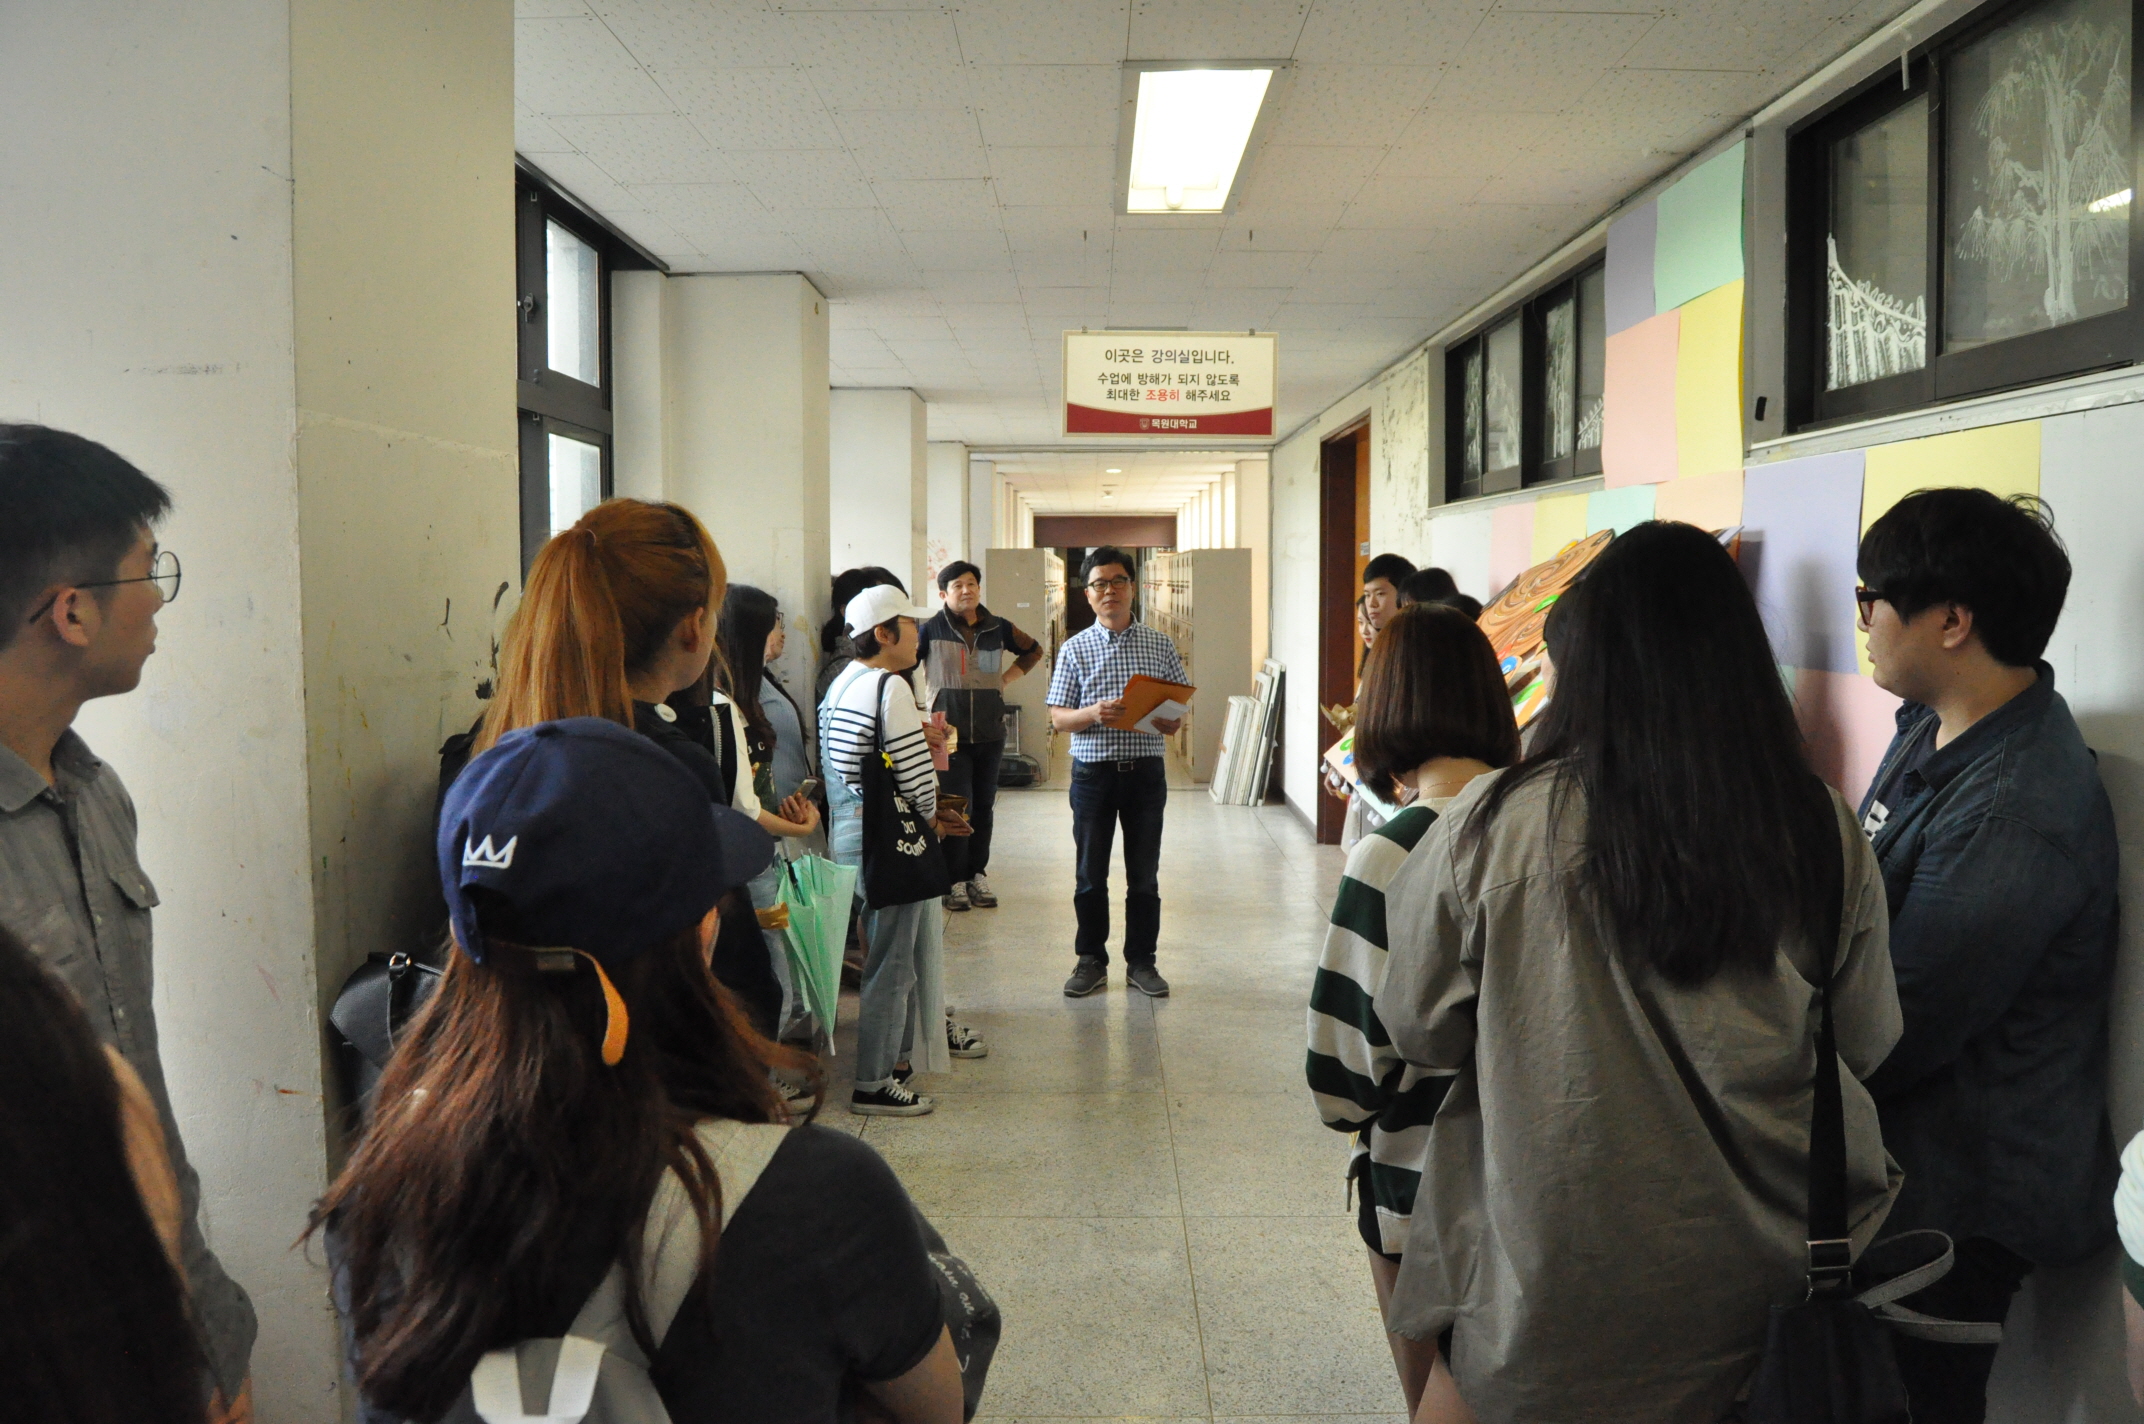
[1103,674,1196,734]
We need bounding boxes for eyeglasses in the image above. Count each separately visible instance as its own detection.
[1854,585,1888,621]
[1086,575,1133,593]
[27,550,182,624]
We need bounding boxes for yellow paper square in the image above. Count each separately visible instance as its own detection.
[1855,420,2042,672]
[1530,492,1591,563]
[1674,279,1744,481]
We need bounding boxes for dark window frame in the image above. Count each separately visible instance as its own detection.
[513,164,661,572]
[1444,256,1608,502]
[1787,0,2144,431]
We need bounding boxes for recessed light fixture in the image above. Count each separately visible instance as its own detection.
[1105,467,1122,474]
[1118,63,1287,215]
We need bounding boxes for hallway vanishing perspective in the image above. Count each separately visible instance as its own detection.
[834,783,1397,1422]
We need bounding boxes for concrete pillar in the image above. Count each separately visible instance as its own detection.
[926,440,969,582]
[830,388,927,597]
[610,271,832,699]
[2,0,518,1408]
[968,457,996,561]
[1237,456,1272,665]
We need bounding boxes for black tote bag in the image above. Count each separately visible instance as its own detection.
[860,673,953,908]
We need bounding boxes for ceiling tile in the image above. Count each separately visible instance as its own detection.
[1265,64,1438,147]
[1382,109,1556,178]
[722,148,876,210]
[1292,0,1492,64]
[550,113,735,184]
[518,15,674,115]
[517,110,577,154]
[782,10,969,108]
[1206,248,1315,286]
[1431,12,1659,109]
[969,65,1123,147]
[908,231,1014,269]
[1576,66,1758,151]
[1339,172,1489,226]
[1240,146,1383,207]
[954,0,1132,64]
[877,179,1004,230]
[837,109,991,180]
[1617,3,1825,73]
[659,67,845,148]
[1111,227,1223,268]
[1217,208,1339,250]
[1001,206,1119,249]
[520,0,594,16]
[597,1,797,69]
[925,270,1023,302]
[1020,287,1112,317]
[1127,0,1313,60]
[628,182,784,236]
[988,147,1116,208]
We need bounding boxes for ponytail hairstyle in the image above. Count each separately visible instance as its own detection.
[478,500,726,752]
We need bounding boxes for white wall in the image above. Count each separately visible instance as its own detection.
[1238,456,1271,667]
[1,1,518,1410]
[613,271,833,700]
[830,387,927,597]
[968,457,996,560]
[926,440,969,582]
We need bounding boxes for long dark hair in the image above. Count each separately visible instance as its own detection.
[1353,604,1520,800]
[819,566,903,654]
[310,922,818,1420]
[1473,521,1839,987]
[717,584,781,748]
[0,926,205,1424]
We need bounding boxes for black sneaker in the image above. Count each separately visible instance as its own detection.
[1063,957,1108,997]
[850,1080,934,1116]
[892,1062,914,1085]
[1126,964,1170,998]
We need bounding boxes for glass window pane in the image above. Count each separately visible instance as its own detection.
[1577,266,1606,452]
[1485,318,1523,473]
[547,434,602,536]
[546,219,602,384]
[1828,96,1930,388]
[1945,0,2131,352]
[1542,292,1577,462]
[1462,345,1485,486]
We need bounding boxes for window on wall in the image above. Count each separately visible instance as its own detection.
[513,164,658,573]
[1789,0,2138,427]
[1445,258,1607,500]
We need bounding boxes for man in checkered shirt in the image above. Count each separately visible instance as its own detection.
[1047,546,1187,1000]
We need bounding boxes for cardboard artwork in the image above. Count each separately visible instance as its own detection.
[1478,528,1615,727]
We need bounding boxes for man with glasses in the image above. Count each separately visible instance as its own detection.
[1854,488,2117,1423]
[1047,547,1187,998]
[0,426,254,1419]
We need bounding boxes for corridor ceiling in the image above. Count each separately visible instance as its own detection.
[516,0,1908,449]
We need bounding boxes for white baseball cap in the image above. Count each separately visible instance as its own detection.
[844,583,935,636]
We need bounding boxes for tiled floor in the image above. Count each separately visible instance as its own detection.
[824,775,1405,1424]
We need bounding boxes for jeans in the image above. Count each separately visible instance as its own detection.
[1070,756,1167,965]
[855,898,929,1086]
[1891,1237,2031,1423]
[940,739,1004,883]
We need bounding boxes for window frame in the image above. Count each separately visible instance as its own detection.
[1787,0,2144,431]
[513,163,662,573]
[1444,255,1608,502]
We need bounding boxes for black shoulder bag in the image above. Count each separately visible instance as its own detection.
[329,951,443,1114]
[1746,836,2000,1422]
[860,672,952,908]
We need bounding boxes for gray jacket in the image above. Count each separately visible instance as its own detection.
[1860,664,2120,1267]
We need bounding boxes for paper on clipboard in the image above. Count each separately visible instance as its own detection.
[1133,698,1188,733]
[1102,673,1197,731]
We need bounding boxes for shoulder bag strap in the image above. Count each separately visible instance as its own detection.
[1805,804,1854,1297]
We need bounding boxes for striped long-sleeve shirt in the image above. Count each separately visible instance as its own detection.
[1306,801,1457,1257]
[820,663,937,821]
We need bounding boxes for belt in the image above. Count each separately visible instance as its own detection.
[1080,756,1160,773]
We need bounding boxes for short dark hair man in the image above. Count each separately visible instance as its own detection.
[918,559,1041,911]
[1397,566,1458,608]
[1856,488,2117,1422]
[1046,547,1187,999]
[0,426,256,1411]
[1361,553,1417,637]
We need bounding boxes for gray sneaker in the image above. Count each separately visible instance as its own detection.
[1063,957,1108,997]
[1126,963,1171,998]
[967,873,998,908]
[943,881,971,911]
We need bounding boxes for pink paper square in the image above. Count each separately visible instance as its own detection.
[1794,668,1903,804]
[1489,501,1535,596]
[1603,309,1680,488]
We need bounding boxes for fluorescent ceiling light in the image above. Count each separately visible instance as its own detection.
[1127,68,1273,213]
[1105,467,1122,473]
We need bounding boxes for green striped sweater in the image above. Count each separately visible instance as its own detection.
[1305,802,1457,1256]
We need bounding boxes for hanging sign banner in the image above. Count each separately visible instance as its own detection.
[1063,330,1276,437]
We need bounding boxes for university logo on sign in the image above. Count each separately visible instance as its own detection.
[1063,331,1277,437]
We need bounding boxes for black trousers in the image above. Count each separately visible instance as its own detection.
[940,739,1003,883]
[1891,1236,2032,1424]
[1069,756,1167,965]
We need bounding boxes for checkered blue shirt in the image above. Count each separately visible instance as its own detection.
[1046,620,1189,763]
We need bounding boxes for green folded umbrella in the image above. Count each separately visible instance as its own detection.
[779,853,857,1049]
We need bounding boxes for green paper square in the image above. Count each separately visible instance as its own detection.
[1655,141,1746,312]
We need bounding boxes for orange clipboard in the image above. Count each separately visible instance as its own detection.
[1102,673,1197,732]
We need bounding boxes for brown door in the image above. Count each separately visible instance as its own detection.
[1317,419,1369,844]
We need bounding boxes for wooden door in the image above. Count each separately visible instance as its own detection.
[1317,419,1368,844]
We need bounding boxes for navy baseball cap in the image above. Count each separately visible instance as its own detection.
[438,718,774,1058]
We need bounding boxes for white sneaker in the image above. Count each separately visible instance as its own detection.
[943,881,971,911]
[967,873,997,908]
[946,1015,989,1059]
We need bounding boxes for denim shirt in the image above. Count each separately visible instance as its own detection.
[1857,663,2120,1266]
